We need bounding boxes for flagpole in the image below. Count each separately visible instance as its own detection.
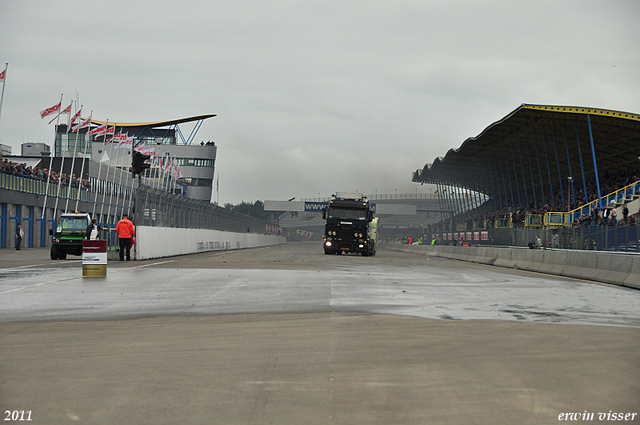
[126,137,139,216]
[0,63,8,133]
[42,98,70,220]
[93,119,108,220]
[74,106,92,212]
[113,136,130,223]
[64,104,84,213]
[51,94,66,217]
[105,124,124,227]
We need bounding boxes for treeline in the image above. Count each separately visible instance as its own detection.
[223,200,266,219]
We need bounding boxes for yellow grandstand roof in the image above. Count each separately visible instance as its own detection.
[90,114,216,128]
[413,103,640,206]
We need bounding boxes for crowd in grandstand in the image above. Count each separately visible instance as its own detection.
[0,156,91,190]
[445,169,639,228]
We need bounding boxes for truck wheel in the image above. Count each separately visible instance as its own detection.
[50,245,58,260]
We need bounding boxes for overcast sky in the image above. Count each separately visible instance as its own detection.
[1,0,639,205]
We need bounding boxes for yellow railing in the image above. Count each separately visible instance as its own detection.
[542,180,640,227]
[0,172,90,202]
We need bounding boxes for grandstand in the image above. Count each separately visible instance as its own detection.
[412,104,640,251]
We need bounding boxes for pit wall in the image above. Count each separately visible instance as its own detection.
[385,243,640,290]
[131,226,287,260]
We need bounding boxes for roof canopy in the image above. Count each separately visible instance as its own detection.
[90,114,216,128]
[413,104,640,208]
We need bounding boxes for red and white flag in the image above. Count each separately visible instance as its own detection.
[117,136,133,149]
[68,109,82,133]
[48,102,72,124]
[40,101,61,119]
[102,126,116,143]
[72,114,92,132]
[0,65,6,84]
[108,131,127,143]
[87,123,107,136]
[60,103,72,114]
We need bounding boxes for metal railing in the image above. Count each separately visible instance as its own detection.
[544,180,640,226]
[0,172,90,202]
[134,184,276,234]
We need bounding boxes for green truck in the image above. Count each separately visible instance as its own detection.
[50,213,92,260]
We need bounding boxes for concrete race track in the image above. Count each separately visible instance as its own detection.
[1,242,639,424]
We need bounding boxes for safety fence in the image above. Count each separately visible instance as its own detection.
[434,225,639,253]
[0,172,90,203]
[134,184,278,234]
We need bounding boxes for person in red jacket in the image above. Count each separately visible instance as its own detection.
[115,213,135,261]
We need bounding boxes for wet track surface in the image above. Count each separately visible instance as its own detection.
[1,243,639,326]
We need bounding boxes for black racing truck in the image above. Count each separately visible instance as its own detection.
[50,212,92,260]
[322,193,377,256]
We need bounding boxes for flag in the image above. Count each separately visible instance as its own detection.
[102,126,116,144]
[0,66,6,84]
[48,102,72,124]
[116,136,133,149]
[72,114,92,132]
[68,109,82,133]
[87,123,106,136]
[40,101,61,119]
[108,131,127,143]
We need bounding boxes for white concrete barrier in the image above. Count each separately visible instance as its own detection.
[134,226,287,260]
[385,243,639,290]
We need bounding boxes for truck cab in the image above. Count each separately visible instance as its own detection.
[50,213,92,260]
[322,193,376,256]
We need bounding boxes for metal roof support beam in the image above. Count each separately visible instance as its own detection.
[541,134,555,209]
[462,185,470,214]
[183,119,205,145]
[478,168,489,215]
[587,114,603,209]
[441,183,451,219]
[452,185,461,216]
[551,129,565,209]
[533,136,547,207]
[469,169,482,213]
[526,144,538,209]
[175,125,188,145]
[447,184,456,217]
[463,181,473,213]
[457,185,465,215]
[511,148,522,208]
[500,158,511,209]
[503,154,515,208]
[448,185,456,216]
[574,120,589,206]
[519,147,530,210]
[487,161,498,210]
[485,165,497,212]
[493,160,505,209]
[563,125,577,207]
[442,184,452,221]
[436,183,444,221]
[477,167,490,214]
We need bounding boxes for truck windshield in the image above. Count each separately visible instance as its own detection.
[327,207,367,220]
[59,218,87,231]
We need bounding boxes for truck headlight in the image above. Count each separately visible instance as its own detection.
[325,241,332,247]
